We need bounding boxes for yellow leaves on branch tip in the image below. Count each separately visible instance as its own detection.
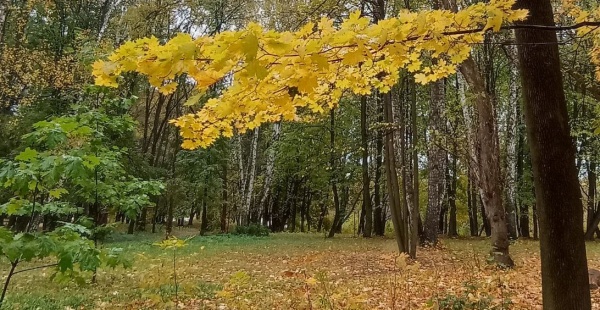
[560,0,600,82]
[92,0,529,149]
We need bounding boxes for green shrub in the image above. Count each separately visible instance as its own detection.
[428,283,512,310]
[232,224,270,237]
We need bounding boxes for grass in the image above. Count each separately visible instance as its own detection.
[3,228,600,309]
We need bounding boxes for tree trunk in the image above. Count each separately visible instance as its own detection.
[423,79,447,245]
[373,93,385,236]
[200,193,208,236]
[383,91,407,253]
[516,110,530,238]
[221,160,228,233]
[290,179,300,232]
[259,122,281,222]
[586,162,597,240]
[467,166,478,236]
[441,0,512,266]
[515,0,591,307]
[243,128,259,224]
[447,152,458,237]
[127,217,135,234]
[505,48,520,240]
[360,95,373,237]
[165,197,174,237]
[328,110,341,238]
[188,203,195,226]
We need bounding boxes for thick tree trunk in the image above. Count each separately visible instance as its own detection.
[442,0,512,266]
[423,80,447,245]
[460,59,512,266]
[515,0,591,307]
[360,95,373,237]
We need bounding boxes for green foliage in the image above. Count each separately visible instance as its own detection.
[232,224,270,237]
[428,282,513,310]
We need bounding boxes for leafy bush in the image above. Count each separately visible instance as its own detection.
[232,224,270,237]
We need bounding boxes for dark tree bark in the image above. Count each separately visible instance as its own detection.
[515,0,591,307]
[480,198,491,237]
[373,93,385,236]
[290,178,300,232]
[137,207,147,231]
[383,91,408,252]
[200,200,208,236]
[165,198,174,237]
[516,115,530,238]
[586,162,597,240]
[360,95,373,237]
[127,217,135,234]
[221,160,228,233]
[188,203,196,226]
[467,168,478,236]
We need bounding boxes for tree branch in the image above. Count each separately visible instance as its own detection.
[440,21,600,37]
[12,263,59,275]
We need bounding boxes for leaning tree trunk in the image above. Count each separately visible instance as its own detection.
[442,0,513,267]
[383,91,408,253]
[423,79,447,245]
[515,0,591,307]
[460,59,512,266]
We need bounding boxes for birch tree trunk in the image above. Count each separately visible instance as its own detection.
[242,128,260,224]
[97,0,121,42]
[504,44,520,240]
[259,122,281,226]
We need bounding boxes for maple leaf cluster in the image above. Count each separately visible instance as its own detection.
[93,0,527,149]
[561,0,600,81]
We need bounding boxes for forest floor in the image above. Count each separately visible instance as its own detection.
[3,228,600,309]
